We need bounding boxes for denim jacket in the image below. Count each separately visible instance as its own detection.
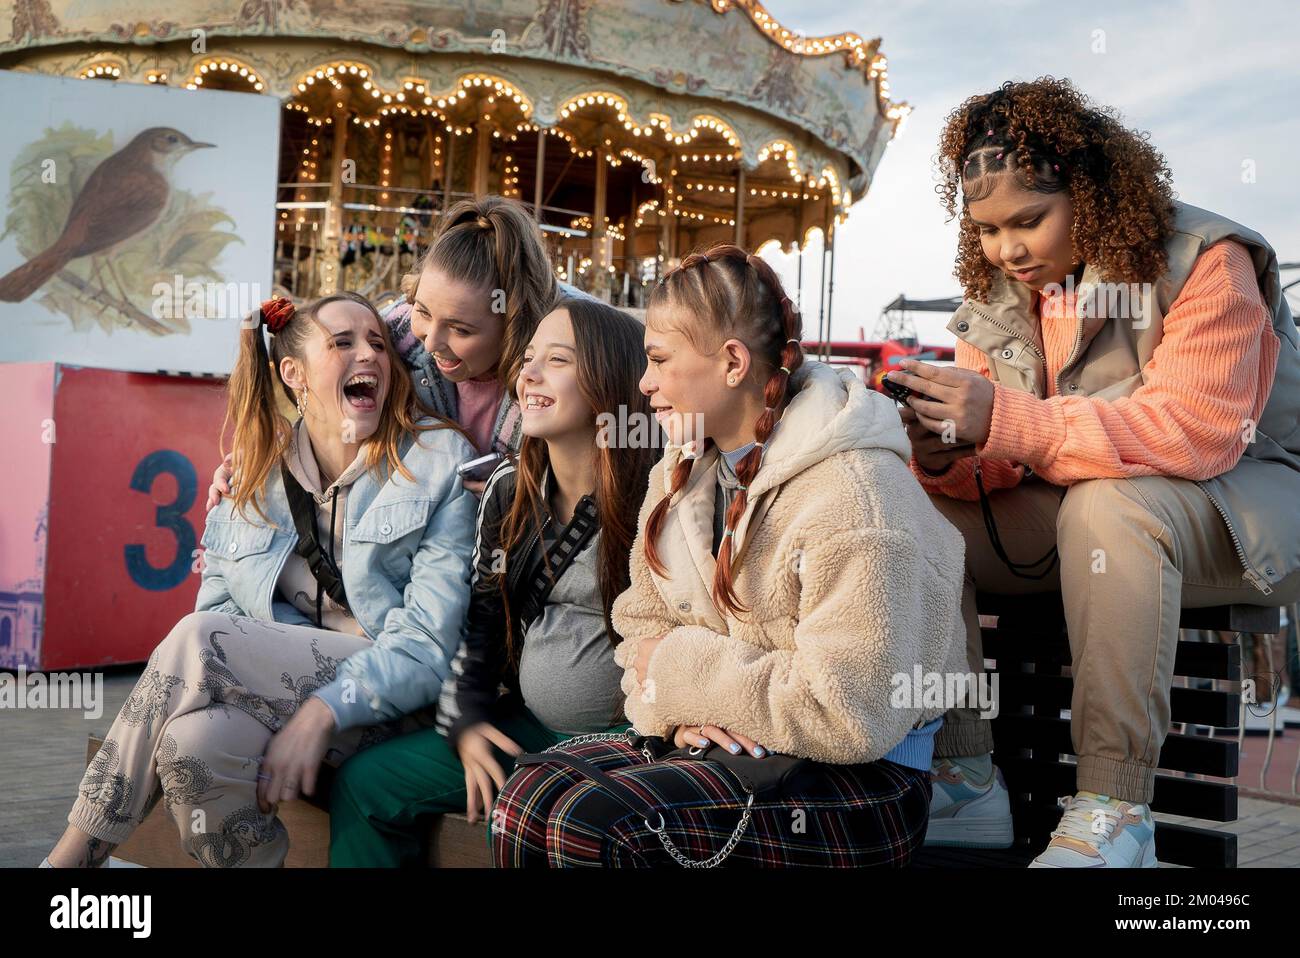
[195,419,479,730]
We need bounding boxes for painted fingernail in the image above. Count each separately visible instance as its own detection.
[753,746,766,757]
[728,743,741,754]
[697,737,709,746]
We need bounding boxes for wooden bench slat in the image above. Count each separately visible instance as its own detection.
[998,759,1237,821]
[990,716,1239,777]
[996,672,1239,727]
[1180,605,1280,634]
[1154,822,1238,868]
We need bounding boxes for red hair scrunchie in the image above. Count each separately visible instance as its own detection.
[260,296,296,334]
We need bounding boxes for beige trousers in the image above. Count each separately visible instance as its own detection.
[68,611,434,867]
[930,475,1300,803]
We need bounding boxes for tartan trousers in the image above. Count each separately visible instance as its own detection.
[490,734,932,868]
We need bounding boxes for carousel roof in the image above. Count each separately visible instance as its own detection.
[2,0,909,198]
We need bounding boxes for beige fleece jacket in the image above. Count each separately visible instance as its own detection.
[611,360,968,764]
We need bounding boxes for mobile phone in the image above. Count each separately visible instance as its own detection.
[883,376,921,404]
[457,451,504,482]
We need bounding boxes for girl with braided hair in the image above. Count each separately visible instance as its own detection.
[887,77,1300,867]
[489,244,968,868]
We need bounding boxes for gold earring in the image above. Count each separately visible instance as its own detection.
[728,376,736,385]
[296,386,307,417]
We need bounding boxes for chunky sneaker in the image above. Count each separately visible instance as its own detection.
[1028,792,1158,868]
[924,759,1014,848]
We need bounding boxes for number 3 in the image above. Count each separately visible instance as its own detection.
[125,449,198,591]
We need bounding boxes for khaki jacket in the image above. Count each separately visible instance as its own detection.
[947,202,1300,594]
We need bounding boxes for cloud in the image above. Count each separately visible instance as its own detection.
[760,0,1300,345]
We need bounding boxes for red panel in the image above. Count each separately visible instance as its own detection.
[42,367,226,669]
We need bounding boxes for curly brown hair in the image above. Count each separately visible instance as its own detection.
[935,76,1177,301]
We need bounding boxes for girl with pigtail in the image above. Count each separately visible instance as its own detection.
[43,292,478,868]
[490,244,967,868]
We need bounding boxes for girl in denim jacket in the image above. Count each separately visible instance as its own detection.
[43,291,477,868]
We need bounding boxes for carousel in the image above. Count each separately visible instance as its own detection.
[1,0,909,338]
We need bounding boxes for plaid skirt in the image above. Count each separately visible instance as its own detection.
[490,734,932,868]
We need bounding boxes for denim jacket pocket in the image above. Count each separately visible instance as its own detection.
[200,517,277,560]
[352,498,432,545]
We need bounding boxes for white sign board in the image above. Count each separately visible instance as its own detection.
[0,70,280,374]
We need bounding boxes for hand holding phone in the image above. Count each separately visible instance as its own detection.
[457,451,504,482]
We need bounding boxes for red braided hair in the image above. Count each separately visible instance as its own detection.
[643,243,804,617]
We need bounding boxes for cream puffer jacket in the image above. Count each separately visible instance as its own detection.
[611,360,968,764]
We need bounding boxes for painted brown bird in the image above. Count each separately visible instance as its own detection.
[0,126,215,302]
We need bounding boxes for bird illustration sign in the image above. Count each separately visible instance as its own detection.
[0,70,278,375]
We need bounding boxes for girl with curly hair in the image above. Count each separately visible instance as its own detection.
[886,76,1300,867]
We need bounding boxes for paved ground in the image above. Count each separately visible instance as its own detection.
[3,667,1299,868]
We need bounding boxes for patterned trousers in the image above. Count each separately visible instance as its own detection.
[490,735,932,868]
[68,610,432,867]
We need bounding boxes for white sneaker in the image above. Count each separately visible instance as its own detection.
[1028,792,1158,868]
[924,759,1014,848]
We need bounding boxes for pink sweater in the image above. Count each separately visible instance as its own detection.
[456,375,503,456]
[915,241,1278,499]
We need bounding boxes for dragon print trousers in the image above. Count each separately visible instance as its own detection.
[67,611,435,867]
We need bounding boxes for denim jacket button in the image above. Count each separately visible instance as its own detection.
[1000,348,1015,360]
[1068,382,1079,391]
[420,377,430,387]
[380,522,393,535]
[228,542,238,554]
[956,320,969,332]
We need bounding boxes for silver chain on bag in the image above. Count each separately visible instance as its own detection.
[545,728,755,868]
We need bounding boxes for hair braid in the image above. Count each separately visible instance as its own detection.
[641,243,803,617]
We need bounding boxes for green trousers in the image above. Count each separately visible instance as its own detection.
[328,706,627,867]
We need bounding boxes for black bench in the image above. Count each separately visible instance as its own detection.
[913,595,1280,869]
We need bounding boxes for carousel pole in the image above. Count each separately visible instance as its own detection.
[818,221,829,360]
[795,237,804,317]
[473,122,491,198]
[533,128,546,220]
[624,203,638,306]
[320,92,351,295]
[593,148,608,300]
[825,219,836,361]
[443,131,456,213]
[663,159,674,265]
[734,165,746,249]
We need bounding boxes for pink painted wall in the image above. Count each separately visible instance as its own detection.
[0,362,53,668]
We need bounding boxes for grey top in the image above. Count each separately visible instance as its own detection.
[517,526,626,735]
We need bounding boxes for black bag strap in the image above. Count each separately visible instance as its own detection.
[514,494,600,630]
[280,462,350,611]
[514,750,661,824]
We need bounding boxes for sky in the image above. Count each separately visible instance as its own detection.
[758,0,1300,347]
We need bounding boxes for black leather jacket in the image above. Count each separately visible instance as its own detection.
[446,459,599,744]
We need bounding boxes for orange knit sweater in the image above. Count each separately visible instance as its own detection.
[914,240,1279,500]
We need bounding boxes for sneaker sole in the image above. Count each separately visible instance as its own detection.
[923,816,1015,849]
[1028,843,1159,868]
